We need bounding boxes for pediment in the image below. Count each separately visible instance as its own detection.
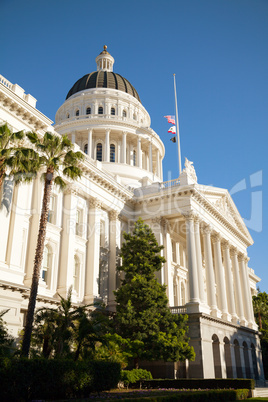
[196,184,252,243]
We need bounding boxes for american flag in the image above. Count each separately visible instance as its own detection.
[164,115,176,125]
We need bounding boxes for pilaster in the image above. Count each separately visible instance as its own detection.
[57,187,77,297]
[212,232,229,320]
[108,210,121,311]
[84,197,102,304]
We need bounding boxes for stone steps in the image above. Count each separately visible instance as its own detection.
[254,388,268,398]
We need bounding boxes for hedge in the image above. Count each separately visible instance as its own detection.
[0,358,121,401]
[108,389,249,401]
[139,378,254,390]
[121,369,153,388]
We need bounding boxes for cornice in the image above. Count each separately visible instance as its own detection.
[133,183,252,246]
[0,82,52,131]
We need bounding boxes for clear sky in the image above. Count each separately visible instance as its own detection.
[2,0,268,291]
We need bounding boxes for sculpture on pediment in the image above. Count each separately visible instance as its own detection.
[179,157,197,185]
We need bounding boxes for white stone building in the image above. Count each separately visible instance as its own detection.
[0,47,265,382]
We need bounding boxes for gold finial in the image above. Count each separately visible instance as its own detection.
[104,45,107,51]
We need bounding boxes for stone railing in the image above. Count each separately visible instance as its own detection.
[170,306,187,314]
[0,75,13,89]
[59,113,149,127]
[162,178,180,188]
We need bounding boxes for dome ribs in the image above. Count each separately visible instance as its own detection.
[66,72,140,102]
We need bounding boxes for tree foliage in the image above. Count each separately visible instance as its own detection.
[253,291,268,378]
[114,218,195,368]
[0,310,14,357]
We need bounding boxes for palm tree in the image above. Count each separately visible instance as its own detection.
[21,132,84,357]
[0,123,36,190]
[253,292,268,329]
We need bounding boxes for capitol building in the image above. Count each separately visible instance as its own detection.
[0,47,265,381]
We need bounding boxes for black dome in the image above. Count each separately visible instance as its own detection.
[66,71,141,102]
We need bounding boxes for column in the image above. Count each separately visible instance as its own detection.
[156,149,160,177]
[105,129,110,162]
[194,216,206,304]
[149,141,153,172]
[151,217,165,284]
[137,135,142,168]
[185,213,199,303]
[202,225,217,316]
[84,197,101,304]
[57,188,77,297]
[24,175,43,286]
[163,219,174,304]
[238,254,253,327]
[108,210,121,311]
[121,131,127,163]
[87,129,92,158]
[244,256,257,327]
[222,241,238,323]
[230,248,246,326]
[71,131,76,144]
[212,233,229,320]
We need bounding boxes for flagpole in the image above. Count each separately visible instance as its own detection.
[173,74,182,175]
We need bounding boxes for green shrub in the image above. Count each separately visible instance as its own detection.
[141,378,254,390]
[0,358,121,401]
[121,368,153,387]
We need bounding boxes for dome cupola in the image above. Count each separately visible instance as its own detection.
[95,45,114,72]
[66,46,140,102]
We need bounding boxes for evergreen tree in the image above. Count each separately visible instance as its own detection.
[114,218,195,368]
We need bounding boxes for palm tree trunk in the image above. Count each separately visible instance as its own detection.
[21,168,54,357]
[0,169,5,191]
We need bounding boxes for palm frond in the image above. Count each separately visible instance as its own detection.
[63,166,82,180]
[54,176,66,189]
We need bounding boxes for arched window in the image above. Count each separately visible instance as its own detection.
[66,113,70,119]
[212,334,222,378]
[96,143,103,161]
[224,337,233,378]
[133,150,136,166]
[84,144,88,155]
[98,106,103,114]
[251,343,259,380]
[243,341,251,378]
[75,109,79,116]
[133,113,137,120]
[73,256,80,293]
[86,107,91,115]
[111,107,115,116]
[42,245,51,285]
[110,144,116,162]
[122,110,127,118]
[234,339,243,378]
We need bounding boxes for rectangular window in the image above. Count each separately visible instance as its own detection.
[47,195,56,224]
[172,240,177,262]
[76,209,83,236]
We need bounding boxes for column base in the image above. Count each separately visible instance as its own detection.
[221,311,232,322]
[210,307,222,318]
[107,301,117,312]
[231,314,239,325]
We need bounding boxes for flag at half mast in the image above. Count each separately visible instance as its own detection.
[164,115,175,125]
[168,126,176,134]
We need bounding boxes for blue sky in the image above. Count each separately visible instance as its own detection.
[2,0,268,291]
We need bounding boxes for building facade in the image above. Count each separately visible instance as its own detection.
[0,47,265,382]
